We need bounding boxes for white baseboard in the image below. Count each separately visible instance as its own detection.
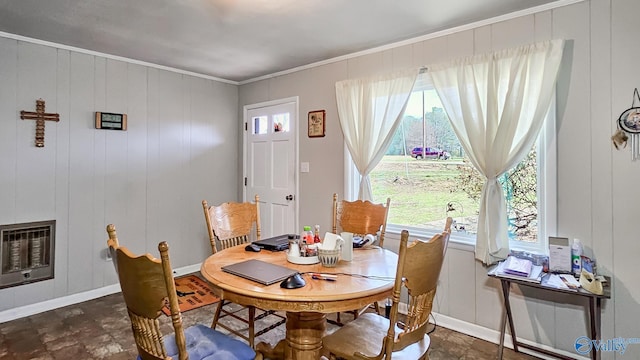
[0,284,122,323]
[172,263,202,277]
[371,301,587,360]
[0,262,203,324]
[431,312,589,360]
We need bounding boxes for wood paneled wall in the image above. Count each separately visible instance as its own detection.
[239,1,639,357]
[2,0,639,357]
[0,38,239,311]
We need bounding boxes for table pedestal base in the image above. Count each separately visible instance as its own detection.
[256,312,326,360]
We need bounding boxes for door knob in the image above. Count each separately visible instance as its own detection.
[286,194,294,201]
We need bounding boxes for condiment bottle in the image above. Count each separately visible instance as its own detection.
[302,226,314,244]
[301,226,313,256]
[314,225,321,243]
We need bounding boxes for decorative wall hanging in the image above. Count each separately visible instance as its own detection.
[308,110,325,138]
[95,112,127,130]
[20,99,60,148]
[612,88,640,160]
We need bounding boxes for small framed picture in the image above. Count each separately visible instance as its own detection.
[308,110,325,138]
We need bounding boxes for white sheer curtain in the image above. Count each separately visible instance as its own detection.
[429,39,564,264]
[335,69,419,200]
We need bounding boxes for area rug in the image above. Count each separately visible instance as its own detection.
[162,274,220,316]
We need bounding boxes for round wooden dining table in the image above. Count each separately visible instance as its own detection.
[200,243,398,360]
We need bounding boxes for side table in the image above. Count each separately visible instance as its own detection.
[489,272,611,360]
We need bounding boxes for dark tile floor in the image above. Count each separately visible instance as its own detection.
[0,285,538,360]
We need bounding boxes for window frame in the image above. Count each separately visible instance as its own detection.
[344,81,557,255]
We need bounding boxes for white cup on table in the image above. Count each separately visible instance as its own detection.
[340,232,353,261]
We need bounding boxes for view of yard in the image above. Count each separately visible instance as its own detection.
[369,155,479,234]
[370,89,538,242]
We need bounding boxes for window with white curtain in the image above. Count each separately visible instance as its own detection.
[347,73,556,254]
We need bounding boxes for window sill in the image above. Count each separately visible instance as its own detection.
[385,224,545,255]
[385,224,475,253]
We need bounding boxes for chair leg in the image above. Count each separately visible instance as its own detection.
[330,310,359,327]
[248,306,256,348]
[211,300,225,329]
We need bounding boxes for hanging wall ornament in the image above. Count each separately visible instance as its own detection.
[611,128,628,150]
[614,88,640,160]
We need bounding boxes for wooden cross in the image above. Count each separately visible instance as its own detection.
[20,99,60,148]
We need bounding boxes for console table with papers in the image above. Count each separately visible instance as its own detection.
[488,270,611,360]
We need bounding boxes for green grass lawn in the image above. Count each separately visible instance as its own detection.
[370,155,479,230]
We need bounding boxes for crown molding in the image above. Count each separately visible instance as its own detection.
[239,0,585,85]
[0,31,238,85]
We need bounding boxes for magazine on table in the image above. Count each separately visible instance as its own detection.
[489,258,544,283]
[503,256,533,277]
[541,273,580,291]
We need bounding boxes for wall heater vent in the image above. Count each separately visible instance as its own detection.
[0,220,55,289]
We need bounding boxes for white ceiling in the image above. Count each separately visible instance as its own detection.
[0,0,563,83]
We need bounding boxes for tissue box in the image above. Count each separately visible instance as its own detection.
[548,236,571,273]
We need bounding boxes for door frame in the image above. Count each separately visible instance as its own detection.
[242,96,300,234]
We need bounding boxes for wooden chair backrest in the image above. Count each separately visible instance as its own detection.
[202,195,261,253]
[106,224,187,360]
[442,216,452,256]
[106,224,120,273]
[331,193,390,247]
[383,228,447,357]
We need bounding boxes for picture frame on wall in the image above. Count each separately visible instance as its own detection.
[308,110,325,138]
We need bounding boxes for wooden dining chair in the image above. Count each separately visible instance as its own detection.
[322,227,450,360]
[332,193,391,247]
[202,195,285,348]
[105,224,261,360]
[331,192,390,324]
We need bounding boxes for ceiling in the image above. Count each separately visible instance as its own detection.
[0,0,563,83]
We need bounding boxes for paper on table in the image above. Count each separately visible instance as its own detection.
[321,232,341,250]
[489,260,544,283]
[542,274,578,291]
[547,274,567,288]
[558,274,581,289]
[549,237,571,273]
[503,256,533,277]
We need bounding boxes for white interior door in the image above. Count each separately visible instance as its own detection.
[244,98,298,238]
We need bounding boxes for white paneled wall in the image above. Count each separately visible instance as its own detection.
[2,0,640,358]
[239,1,639,358]
[0,38,239,311]
[611,0,640,356]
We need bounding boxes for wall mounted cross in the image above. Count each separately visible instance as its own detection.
[20,99,60,147]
